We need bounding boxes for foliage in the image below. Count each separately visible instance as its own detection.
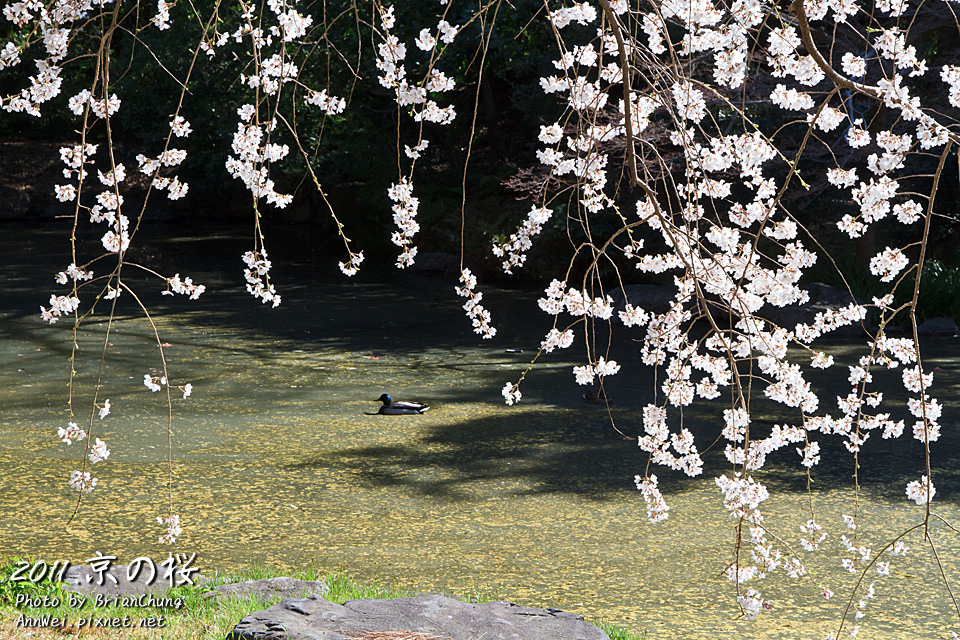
[916,258,960,321]
[0,559,65,608]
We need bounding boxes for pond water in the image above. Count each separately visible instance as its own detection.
[2,222,960,639]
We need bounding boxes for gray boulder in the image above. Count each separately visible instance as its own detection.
[408,252,460,275]
[610,284,677,315]
[206,577,330,602]
[758,283,866,334]
[226,594,610,640]
[0,185,30,219]
[612,282,867,335]
[917,317,959,336]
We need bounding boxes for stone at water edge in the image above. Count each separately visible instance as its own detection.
[610,284,676,315]
[225,593,611,640]
[917,317,959,336]
[612,282,869,336]
[753,283,867,333]
[407,252,460,275]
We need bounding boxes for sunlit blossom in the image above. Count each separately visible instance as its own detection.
[69,470,97,494]
[58,422,86,445]
[157,513,182,544]
[143,374,163,392]
[905,475,936,505]
[88,438,110,463]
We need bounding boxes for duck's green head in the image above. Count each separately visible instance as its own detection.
[377,393,392,405]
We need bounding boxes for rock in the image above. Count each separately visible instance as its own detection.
[206,577,330,602]
[611,283,867,336]
[801,282,865,309]
[226,594,610,640]
[758,283,866,334]
[62,564,197,597]
[0,185,31,219]
[917,317,959,336]
[408,252,460,275]
[610,284,676,314]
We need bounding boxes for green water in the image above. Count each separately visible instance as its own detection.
[2,224,960,638]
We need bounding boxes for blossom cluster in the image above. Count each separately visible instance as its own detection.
[536,280,615,321]
[305,89,346,116]
[143,374,166,392]
[387,178,420,268]
[375,5,459,125]
[242,249,281,307]
[540,328,574,353]
[68,470,97,494]
[572,356,620,386]
[501,382,521,406]
[492,206,552,274]
[40,293,80,324]
[163,274,205,299]
[137,148,190,201]
[635,474,669,523]
[338,251,364,277]
[157,513,182,545]
[637,404,703,478]
[905,476,936,506]
[60,407,111,494]
[455,269,496,339]
[225,116,292,209]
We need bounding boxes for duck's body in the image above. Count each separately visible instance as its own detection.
[583,389,613,405]
[376,393,430,415]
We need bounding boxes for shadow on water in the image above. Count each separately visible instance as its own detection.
[287,410,645,501]
[286,395,960,507]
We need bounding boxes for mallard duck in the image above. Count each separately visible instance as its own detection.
[376,393,430,415]
[583,389,613,405]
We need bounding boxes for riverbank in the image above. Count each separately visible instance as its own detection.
[0,562,645,640]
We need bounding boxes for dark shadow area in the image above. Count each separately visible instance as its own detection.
[0,220,551,357]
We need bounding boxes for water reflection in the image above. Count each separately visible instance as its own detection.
[1,223,959,639]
